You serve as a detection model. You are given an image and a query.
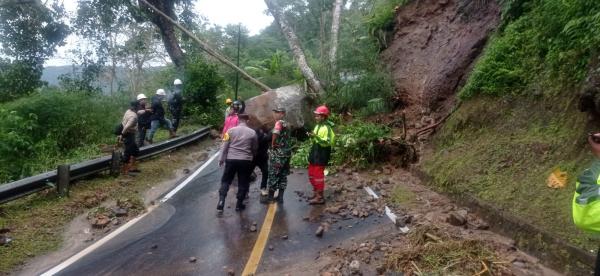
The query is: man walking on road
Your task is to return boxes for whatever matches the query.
[217,114,258,213]
[255,126,271,202]
[147,88,176,144]
[267,107,292,203]
[307,105,335,204]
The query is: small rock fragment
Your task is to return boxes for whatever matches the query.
[315,226,325,237]
[349,260,360,273]
[268,245,274,251]
[282,235,288,240]
[249,225,257,232]
[189,257,197,263]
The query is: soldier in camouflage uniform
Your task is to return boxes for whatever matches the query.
[266,107,292,203]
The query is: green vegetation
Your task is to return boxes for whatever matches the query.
[365,0,408,36]
[291,120,391,169]
[0,56,224,184]
[461,0,600,98]
[424,93,594,248]
[390,185,417,208]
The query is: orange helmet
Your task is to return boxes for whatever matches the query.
[313,105,330,117]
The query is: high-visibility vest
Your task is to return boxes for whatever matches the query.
[572,159,600,233]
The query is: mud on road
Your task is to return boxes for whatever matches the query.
[272,167,562,276]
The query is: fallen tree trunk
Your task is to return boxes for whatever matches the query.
[264,0,325,95]
[138,0,271,92]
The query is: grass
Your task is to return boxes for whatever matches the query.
[390,185,417,208]
[384,225,504,275]
[0,134,212,275]
[423,92,598,249]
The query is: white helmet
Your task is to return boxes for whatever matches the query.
[174,79,182,85]
[156,89,166,96]
[136,93,147,100]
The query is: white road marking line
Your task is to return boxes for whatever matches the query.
[41,151,220,276]
[40,206,156,276]
[160,151,220,203]
[364,186,380,199]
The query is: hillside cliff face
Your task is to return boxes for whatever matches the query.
[382,0,500,123]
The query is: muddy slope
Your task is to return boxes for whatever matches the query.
[381,0,500,121]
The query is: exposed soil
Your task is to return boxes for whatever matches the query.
[381,0,500,132]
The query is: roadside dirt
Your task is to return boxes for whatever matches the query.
[279,167,562,275]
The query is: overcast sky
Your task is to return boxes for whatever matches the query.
[45,0,272,66]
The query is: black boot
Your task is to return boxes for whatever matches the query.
[267,189,275,203]
[217,196,225,212]
[235,199,246,211]
[276,189,285,204]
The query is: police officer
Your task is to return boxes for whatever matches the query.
[217,114,258,213]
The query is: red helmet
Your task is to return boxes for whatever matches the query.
[313,105,330,116]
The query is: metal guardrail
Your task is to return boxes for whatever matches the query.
[0,127,212,204]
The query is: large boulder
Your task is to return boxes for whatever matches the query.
[244,85,314,130]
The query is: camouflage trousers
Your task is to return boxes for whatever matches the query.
[267,153,290,191]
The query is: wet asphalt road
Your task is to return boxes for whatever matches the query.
[53,155,386,276]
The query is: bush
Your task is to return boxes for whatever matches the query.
[183,57,226,110]
[290,120,391,169]
[0,91,125,182]
[460,0,600,98]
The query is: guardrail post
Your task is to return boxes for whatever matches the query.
[57,165,70,197]
[110,151,121,176]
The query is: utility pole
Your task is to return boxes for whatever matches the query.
[235,23,241,100]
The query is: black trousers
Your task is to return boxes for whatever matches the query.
[172,112,181,132]
[122,132,139,162]
[219,159,254,200]
[254,157,268,190]
[137,125,148,147]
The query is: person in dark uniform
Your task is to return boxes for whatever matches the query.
[169,79,184,133]
[147,88,176,144]
[136,93,152,147]
[254,126,271,203]
[217,114,258,213]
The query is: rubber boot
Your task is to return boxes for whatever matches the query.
[121,161,131,176]
[217,196,225,212]
[276,189,285,204]
[309,190,325,205]
[308,189,317,200]
[128,157,141,173]
[267,189,275,203]
[235,199,245,211]
[260,189,270,204]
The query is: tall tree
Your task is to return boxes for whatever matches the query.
[265,0,325,95]
[329,0,343,68]
[0,0,69,101]
[138,0,186,69]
